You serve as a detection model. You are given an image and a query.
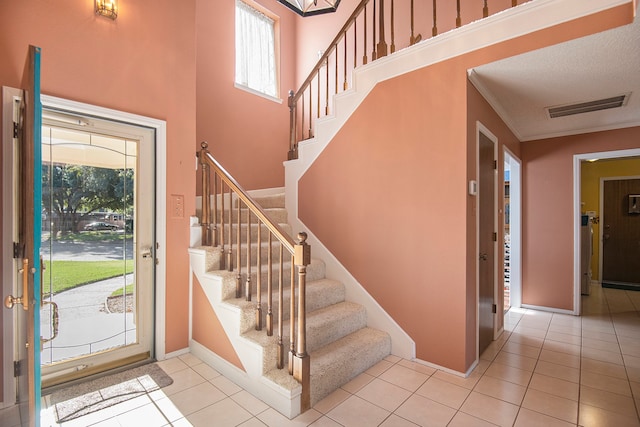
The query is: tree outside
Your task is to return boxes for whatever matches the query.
[42,164,134,237]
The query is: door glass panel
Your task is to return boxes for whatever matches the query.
[40,124,138,365]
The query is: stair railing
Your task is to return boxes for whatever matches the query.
[197,141,312,411]
[288,0,523,160]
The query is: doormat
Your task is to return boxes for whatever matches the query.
[602,282,640,291]
[47,362,173,423]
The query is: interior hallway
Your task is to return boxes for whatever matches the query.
[0,284,638,426]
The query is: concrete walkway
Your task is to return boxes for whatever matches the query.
[41,239,136,364]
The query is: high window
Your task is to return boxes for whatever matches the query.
[235,0,279,99]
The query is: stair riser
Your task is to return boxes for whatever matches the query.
[212,223,293,244]
[233,194,285,210]
[206,208,288,225]
[219,260,326,301]
[228,241,289,265]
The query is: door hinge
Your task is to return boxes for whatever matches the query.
[13,122,19,138]
[14,360,21,377]
[492,304,497,314]
[493,160,497,170]
[493,232,497,242]
[13,242,24,259]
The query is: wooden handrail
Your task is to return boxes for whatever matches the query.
[201,146,295,254]
[197,141,312,411]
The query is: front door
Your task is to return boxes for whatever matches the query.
[2,45,43,427]
[478,130,496,356]
[39,110,156,387]
[602,178,640,288]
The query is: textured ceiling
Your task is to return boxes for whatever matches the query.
[469,11,640,142]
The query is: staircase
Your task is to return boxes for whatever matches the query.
[189,191,391,418]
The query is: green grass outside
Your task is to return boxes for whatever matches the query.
[43,260,133,295]
[110,283,135,297]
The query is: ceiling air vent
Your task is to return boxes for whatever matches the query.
[547,94,629,118]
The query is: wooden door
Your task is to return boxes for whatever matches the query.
[478,132,496,356]
[602,178,640,287]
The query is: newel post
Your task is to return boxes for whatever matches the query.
[198,141,211,246]
[288,90,298,160]
[293,232,311,411]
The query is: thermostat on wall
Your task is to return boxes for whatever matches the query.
[469,180,477,196]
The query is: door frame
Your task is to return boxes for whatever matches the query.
[573,148,640,315]
[2,86,24,408]
[476,121,499,359]
[40,94,168,361]
[2,91,167,406]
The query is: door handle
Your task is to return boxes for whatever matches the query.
[4,258,29,311]
[479,253,488,261]
[141,246,153,259]
[41,301,60,344]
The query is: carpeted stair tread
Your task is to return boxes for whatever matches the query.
[309,328,391,405]
[226,278,346,333]
[242,301,366,364]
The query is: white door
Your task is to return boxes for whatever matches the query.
[38,110,156,387]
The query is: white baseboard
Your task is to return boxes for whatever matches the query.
[189,339,301,419]
[520,304,576,316]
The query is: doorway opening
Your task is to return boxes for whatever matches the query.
[39,111,156,388]
[574,148,640,314]
[503,149,521,312]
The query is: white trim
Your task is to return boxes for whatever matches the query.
[412,357,475,379]
[1,86,22,408]
[573,148,640,315]
[40,94,168,361]
[520,304,575,316]
[163,347,191,360]
[233,83,283,105]
[189,339,302,419]
[598,174,640,285]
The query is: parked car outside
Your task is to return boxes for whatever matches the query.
[84,221,119,231]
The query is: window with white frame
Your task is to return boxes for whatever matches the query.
[235,0,278,99]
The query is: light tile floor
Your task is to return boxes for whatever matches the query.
[0,285,639,426]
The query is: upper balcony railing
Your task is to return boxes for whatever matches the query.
[288,0,525,159]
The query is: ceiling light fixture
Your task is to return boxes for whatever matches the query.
[277,0,340,17]
[95,0,118,20]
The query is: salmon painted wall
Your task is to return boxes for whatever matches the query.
[195,0,297,190]
[192,275,245,370]
[466,81,521,366]
[522,128,640,310]
[298,6,634,372]
[0,0,196,372]
[581,158,640,281]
